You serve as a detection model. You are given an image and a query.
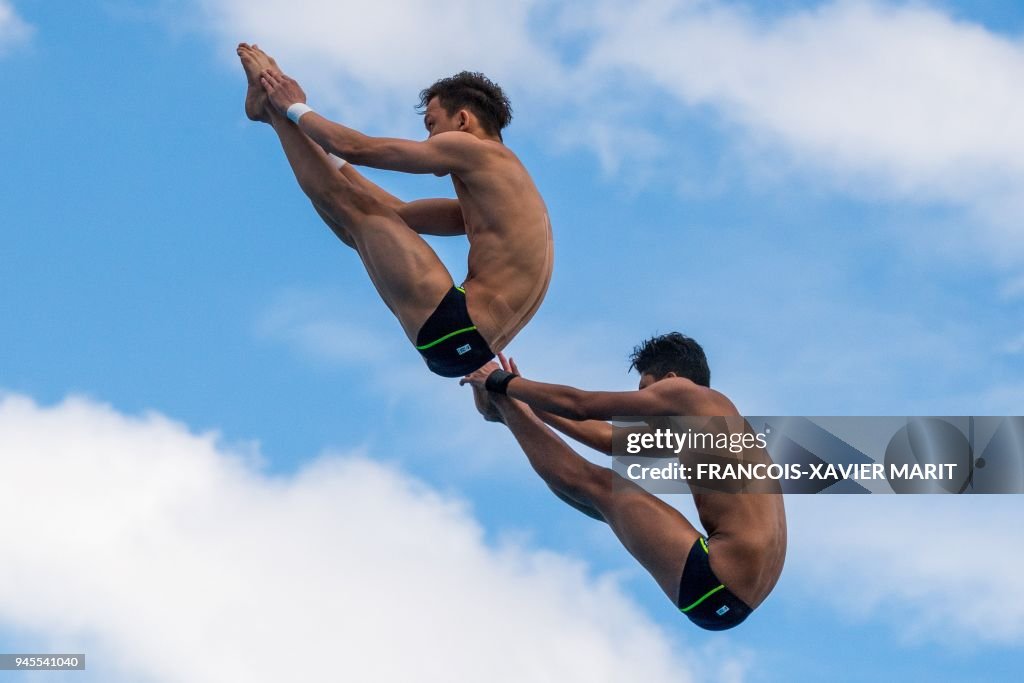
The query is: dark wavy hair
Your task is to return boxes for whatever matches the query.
[418,71,512,139]
[629,332,711,387]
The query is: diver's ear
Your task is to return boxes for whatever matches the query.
[457,109,471,130]
[663,372,679,380]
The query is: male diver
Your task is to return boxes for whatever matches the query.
[237,44,552,377]
[462,333,787,630]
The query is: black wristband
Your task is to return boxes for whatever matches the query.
[485,369,518,395]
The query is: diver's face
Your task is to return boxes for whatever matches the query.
[423,97,462,138]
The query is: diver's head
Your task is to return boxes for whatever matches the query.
[630,332,710,389]
[418,71,512,143]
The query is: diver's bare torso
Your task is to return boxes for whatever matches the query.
[672,389,788,609]
[695,491,787,609]
[449,143,552,351]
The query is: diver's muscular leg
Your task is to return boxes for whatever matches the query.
[496,397,701,603]
[264,106,452,339]
[240,43,453,339]
[312,204,356,248]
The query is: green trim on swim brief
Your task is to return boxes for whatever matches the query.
[679,536,722,613]
[416,325,478,350]
[680,583,726,613]
[455,286,466,293]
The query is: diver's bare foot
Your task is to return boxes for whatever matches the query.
[237,43,271,122]
[249,43,283,73]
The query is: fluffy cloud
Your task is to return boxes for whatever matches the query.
[786,495,1024,646]
[0,392,706,683]
[0,0,31,53]
[198,0,567,134]
[578,0,1024,259]
[584,1,1024,187]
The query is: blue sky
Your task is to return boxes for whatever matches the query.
[1,1,1022,681]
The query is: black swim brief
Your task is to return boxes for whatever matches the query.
[415,286,495,378]
[677,537,752,631]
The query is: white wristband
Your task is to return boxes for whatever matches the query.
[286,102,314,124]
[327,153,348,169]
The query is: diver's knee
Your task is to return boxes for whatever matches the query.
[560,463,613,508]
[331,226,357,248]
[322,181,385,222]
[547,485,607,523]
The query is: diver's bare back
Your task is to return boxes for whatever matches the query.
[453,139,552,351]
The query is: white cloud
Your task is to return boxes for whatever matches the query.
[661,491,1024,648]
[0,0,32,53]
[786,495,1024,646]
[585,1,1024,186]
[0,392,711,683]
[577,0,1024,259]
[199,0,567,135]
